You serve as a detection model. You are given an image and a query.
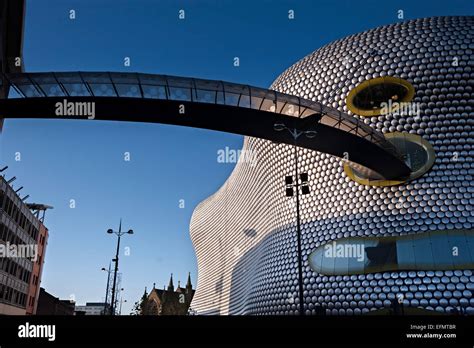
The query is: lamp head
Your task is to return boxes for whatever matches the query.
[305,130,317,138]
[127,229,134,234]
[273,123,286,132]
[107,229,113,234]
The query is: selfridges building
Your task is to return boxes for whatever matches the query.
[190,16,474,315]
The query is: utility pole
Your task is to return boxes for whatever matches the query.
[293,140,305,316]
[107,219,133,315]
[274,123,316,315]
[101,262,112,315]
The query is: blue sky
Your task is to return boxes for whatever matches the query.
[0,0,472,314]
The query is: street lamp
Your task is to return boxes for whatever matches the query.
[271,48,379,316]
[107,219,134,315]
[119,298,127,315]
[101,263,112,315]
[274,122,318,316]
[118,287,124,308]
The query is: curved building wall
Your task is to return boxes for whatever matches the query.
[190,16,474,315]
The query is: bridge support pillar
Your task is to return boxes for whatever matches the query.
[0,0,25,132]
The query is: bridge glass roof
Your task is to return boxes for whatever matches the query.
[2,71,401,158]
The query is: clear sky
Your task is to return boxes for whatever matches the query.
[0,0,472,315]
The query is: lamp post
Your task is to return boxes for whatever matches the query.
[270,48,378,316]
[101,263,112,315]
[107,219,133,315]
[274,123,317,316]
[119,298,127,315]
[116,287,124,315]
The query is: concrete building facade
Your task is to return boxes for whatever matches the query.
[0,174,49,315]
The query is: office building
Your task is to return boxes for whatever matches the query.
[0,174,50,314]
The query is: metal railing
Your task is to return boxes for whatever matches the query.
[1,71,403,160]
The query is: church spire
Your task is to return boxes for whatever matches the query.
[167,273,174,291]
[186,272,192,291]
[141,286,148,302]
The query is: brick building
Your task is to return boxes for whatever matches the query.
[36,287,75,315]
[0,174,51,315]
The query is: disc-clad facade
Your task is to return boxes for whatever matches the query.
[190,16,474,315]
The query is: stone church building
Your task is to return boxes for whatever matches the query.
[142,273,195,315]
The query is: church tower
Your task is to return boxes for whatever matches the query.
[186,272,192,294]
[167,273,174,292]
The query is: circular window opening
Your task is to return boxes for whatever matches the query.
[346,77,415,117]
[344,132,435,187]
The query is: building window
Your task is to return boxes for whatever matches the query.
[346,76,415,117]
[309,229,474,275]
[344,132,435,186]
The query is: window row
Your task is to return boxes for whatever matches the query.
[0,191,39,241]
[0,284,27,307]
[309,229,474,275]
[0,222,29,246]
[0,257,31,283]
